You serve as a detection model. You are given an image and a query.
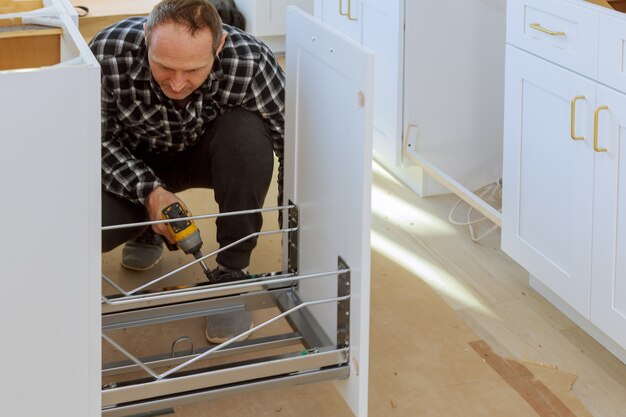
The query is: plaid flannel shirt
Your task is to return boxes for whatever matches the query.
[90,17,285,205]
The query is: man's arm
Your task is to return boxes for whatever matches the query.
[101,86,187,242]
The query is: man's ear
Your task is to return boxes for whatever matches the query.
[143,23,148,45]
[216,32,227,54]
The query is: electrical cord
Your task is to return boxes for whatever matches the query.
[448,177,502,242]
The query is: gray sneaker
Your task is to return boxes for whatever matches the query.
[205,309,253,344]
[121,229,164,271]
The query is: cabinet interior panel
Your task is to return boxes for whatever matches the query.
[291,47,351,339]
[361,1,401,166]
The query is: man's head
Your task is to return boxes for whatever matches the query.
[145,0,227,100]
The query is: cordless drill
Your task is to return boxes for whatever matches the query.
[161,202,211,279]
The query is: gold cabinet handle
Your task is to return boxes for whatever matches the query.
[593,105,609,153]
[529,23,566,36]
[570,96,585,141]
[339,0,357,21]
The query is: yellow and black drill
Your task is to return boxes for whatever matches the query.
[161,202,211,279]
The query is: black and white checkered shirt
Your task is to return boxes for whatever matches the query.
[90,17,285,205]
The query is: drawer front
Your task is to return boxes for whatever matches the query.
[599,13,626,94]
[507,0,599,78]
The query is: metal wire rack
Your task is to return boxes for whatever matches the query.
[101,204,352,417]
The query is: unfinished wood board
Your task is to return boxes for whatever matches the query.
[0,17,22,26]
[0,27,62,70]
[0,0,42,13]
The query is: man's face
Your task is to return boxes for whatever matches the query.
[146,22,225,101]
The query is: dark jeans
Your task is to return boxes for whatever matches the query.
[102,108,275,270]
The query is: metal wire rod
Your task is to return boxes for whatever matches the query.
[101,205,294,231]
[101,333,160,379]
[121,227,297,297]
[102,273,131,296]
[156,294,350,380]
[103,268,350,306]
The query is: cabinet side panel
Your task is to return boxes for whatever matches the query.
[0,66,100,417]
[285,8,373,416]
[361,0,403,167]
[401,0,505,196]
[599,14,626,94]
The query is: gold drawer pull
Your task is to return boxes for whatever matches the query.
[570,96,585,141]
[529,23,566,36]
[593,105,609,153]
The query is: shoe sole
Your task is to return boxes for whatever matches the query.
[205,321,254,345]
[120,254,163,271]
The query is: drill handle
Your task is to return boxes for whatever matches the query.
[163,239,179,252]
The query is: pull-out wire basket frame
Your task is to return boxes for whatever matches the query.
[101,203,352,416]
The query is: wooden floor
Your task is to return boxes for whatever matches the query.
[102,159,626,416]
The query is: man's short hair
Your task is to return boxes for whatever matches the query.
[146,0,224,54]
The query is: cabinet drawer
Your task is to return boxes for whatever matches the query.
[599,13,626,94]
[507,0,599,78]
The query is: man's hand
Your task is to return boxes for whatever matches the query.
[145,186,189,245]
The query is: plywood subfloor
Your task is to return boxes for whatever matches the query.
[101,160,626,416]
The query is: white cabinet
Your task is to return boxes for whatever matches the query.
[503,0,626,359]
[235,0,313,52]
[316,0,506,198]
[0,1,101,416]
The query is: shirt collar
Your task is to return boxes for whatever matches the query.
[208,55,224,84]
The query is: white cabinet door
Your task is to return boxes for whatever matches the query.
[285,7,373,416]
[591,84,626,347]
[314,0,360,41]
[502,45,596,316]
